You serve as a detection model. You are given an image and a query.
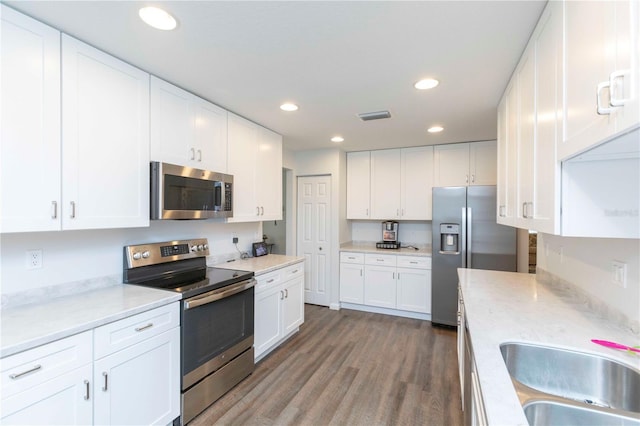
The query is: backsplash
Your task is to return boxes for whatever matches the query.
[537,233,640,332]
[350,220,432,245]
[0,220,262,299]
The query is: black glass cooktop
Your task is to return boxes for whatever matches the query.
[126,264,254,300]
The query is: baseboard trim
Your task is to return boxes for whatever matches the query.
[340,302,431,321]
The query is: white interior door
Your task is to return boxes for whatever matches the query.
[297,175,331,306]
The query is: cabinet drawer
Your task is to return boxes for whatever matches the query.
[365,253,397,267]
[397,256,431,269]
[340,252,364,264]
[94,302,179,359]
[282,263,304,282]
[255,269,283,293]
[1,330,92,399]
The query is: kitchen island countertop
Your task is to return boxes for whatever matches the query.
[213,254,304,276]
[459,269,640,426]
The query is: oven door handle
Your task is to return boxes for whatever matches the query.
[183,278,256,310]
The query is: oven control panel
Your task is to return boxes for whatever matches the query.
[124,238,210,268]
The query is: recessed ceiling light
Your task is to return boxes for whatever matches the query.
[414,78,440,90]
[428,126,444,133]
[139,6,177,31]
[280,103,299,112]
[331,136,344,143]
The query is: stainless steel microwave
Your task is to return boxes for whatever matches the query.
[151,162,233,220]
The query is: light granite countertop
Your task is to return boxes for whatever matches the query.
[1,284,180,358]
[458,269,640,426]
[213,254,304,276]
[340,242,432,257]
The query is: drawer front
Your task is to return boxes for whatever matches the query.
[282,263,304,282]
[255,269,283,294]
[365,253,397,267]
[94,302,179,359]
[397,256,431,269]
[1,330,92,399]
[340,252,364,264]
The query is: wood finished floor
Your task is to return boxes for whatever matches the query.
[190,305,463,426]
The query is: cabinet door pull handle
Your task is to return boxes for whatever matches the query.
[348,257,355,259]
[266,278,275,283]
[190,147,196,160]
[102,372,108,391]
[261,206,264,215]
[9,364,42,379]
[366,208,369,216]
[285,289,288,298]
[135,323,153,332]
[292,269,298,274]
[609,69,629,107]
[397,209,400,216]
[51,201,57,219]
[465,174,469,184]
[280,290,284,300]
[197,149,202,161]
[360,269,363,277]
[596,81,615,115]
[522,202,527,219]
[410,261,418,264]
[70,201,76,219]
[471,174,475,183]
[256,206,260,216]
[84,380,90,400]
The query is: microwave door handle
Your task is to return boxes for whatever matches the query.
[183,279,256,310]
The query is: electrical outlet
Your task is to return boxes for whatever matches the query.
[26,249,43,270]
[232,237,239,244]
[612,260,627,288]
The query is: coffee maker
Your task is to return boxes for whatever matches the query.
[377,221,400,249]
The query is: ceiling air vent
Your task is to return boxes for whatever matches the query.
[357,110,391,121]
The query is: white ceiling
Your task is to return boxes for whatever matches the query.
[5,1,546,152]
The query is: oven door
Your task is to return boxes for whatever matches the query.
[181,278,255,390]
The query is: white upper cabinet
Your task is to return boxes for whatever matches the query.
[433,141,496,187]
[496,1,562,234]
[370,149,401,219]
[560,0,639,160]
[61,35,150,230]
[346,151,371,219]
[347,147,434,220]
[401,146,434,220]
[256,126,283,221]
[227,113,282,222]
[1,6,61,233]
[1,7,150,233]
[150,76,228,172]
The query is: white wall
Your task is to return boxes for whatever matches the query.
[350,221,431,246]
[1,220,261,297]
[537,233,640,326]
[293,148,348,309]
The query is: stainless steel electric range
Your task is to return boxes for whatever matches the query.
[123,239,256,425]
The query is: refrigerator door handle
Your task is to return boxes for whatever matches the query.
[467,207,472,268]
[461,207,467,268]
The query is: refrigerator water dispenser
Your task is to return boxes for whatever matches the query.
[439,224,460,254]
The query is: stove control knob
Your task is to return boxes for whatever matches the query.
[142,251,150,259]
[190,245,197,252]
[203,244,209,250]
[132,252,142,260]
[198,244,204,251]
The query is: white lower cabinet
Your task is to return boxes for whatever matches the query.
[0,303,180,425]
[93,328,180,425]
[254,263,305,361]
[340,251,431,317]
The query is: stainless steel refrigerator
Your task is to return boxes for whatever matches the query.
[431,186,516,326]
